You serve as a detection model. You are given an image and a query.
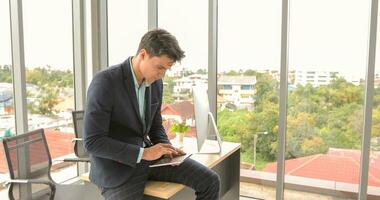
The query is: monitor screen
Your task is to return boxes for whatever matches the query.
[193,86,210,152]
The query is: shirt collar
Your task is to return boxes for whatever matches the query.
[129,57,150,88]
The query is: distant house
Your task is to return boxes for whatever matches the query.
[161,101,194,126]
[263,148,380,187]
[294,70,339,87]
[217,75,256,110]
[161,101,196,138]
[173,74,208,100]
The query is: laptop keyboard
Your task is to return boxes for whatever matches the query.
[153,153,191,166]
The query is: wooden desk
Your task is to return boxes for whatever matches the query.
[80,138,241,199]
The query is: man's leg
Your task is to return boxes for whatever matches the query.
[148,158,221,200]
[100,161,150,200]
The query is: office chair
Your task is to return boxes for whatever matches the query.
[63,110,89,163]
[2,129,101,200]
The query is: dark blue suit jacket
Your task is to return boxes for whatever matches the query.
[84,57,170,188]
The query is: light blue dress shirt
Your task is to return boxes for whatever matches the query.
[129,57,150,163]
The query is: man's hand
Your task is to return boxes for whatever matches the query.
[142,143,183,161]
[174,147,186,156]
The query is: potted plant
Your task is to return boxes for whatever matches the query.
[170,121,189,147]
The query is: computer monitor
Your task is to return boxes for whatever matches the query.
[192,86,222,153]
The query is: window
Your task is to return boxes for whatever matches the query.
[218,1,281,198]
[285,0,371,198]
[369,2,380,196]
[241,85,252,90]
[0,0,15,192]
[223,85,232,90]
[0,0,14,132]
[108,0,148,65]
[23,0,76,182]
[158,0,208,140]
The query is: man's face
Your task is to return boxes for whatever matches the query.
[140,51,174,83]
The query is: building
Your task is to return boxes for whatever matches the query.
[263,148,380,187]
[172,74,207,100]
[161,101,196,138]
[161,101,195,126]
[217,75,256,110]
[294,70,339,87]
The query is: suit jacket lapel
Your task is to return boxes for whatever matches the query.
[145,86,152,134]
[121,57,143,130]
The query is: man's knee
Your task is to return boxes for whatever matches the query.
[209,170,221,189]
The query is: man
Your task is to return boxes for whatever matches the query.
[84,29,221,200]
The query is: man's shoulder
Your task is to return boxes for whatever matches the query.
[93,64,122,80]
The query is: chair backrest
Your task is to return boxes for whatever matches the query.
[2,129,53,199]
[72,110,88,158]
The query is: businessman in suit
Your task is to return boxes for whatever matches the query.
[84,29,221,200]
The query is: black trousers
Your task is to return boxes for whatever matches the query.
[100,158,221,200]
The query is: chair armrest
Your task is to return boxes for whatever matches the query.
[63,157,90,163]
[5,179,56,199]
[71,138,83,143]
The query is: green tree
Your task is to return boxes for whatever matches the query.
[244,69,257,76]
[163,76,175,104]
[372,105,380,137]
[225,70,240,76]
[26,66,73,88]
[28,84,60,116]
[0,65,12,83]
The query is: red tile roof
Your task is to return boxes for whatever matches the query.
[263,149,380,187]
[161,101,194,120]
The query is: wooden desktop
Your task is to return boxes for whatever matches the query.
[80,137,240,199]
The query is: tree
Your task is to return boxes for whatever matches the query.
[26,66,73,88]
[163,77,175,104]
[0,65,12,83]
[225,70,240,76]
[243,69,257,76]
[372,105,380,137]
[28,84,60,116]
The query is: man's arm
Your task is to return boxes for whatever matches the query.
[84,72,140,167]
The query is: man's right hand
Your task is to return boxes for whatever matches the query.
[142,143,179,161]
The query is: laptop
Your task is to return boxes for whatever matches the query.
[149,153,192,168]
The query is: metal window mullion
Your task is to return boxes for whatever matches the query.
[208,0,217,122]
[9,0,27,135]
[91,0,108,74]
[148,0,158,30]
[276,0,290,199]
[9,0,29,198]
[72,0,86,111]
[72,0,88,175]
[359,0,378,199]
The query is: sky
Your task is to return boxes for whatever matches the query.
[0,0,379,79]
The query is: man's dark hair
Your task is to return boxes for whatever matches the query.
[137,29,185,62]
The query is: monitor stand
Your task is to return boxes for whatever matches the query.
[197,112,223,154]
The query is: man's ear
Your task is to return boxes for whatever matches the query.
[139,49,148,60]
